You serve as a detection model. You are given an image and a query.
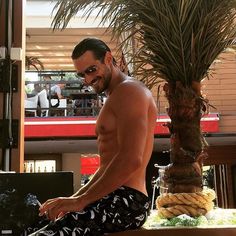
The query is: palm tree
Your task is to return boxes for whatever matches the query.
[25,56,44,71]
[52,0,236,194]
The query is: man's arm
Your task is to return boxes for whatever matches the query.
[56,91,63,99]
[71,166,105,197]
[55,86,63,99]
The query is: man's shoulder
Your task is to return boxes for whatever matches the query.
[51,85,60,90]
[108,79,152,110]
[116,78,148,93]
[122,77,143,86]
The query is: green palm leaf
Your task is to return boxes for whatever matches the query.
[25,56,44,71]
[52,0,236,88]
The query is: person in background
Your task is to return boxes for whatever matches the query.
[50,83,65,99]
[25,83,49,117]
[30,38,157,236]
[42,75,52,94]
[31,83,42,96]
[48,83,66,115]
[24,91,49,117]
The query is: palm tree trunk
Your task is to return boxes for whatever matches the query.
[163,81,208,193]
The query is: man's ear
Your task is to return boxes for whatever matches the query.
[104,51,113,65]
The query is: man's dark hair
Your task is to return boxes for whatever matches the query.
[72,38,116,64]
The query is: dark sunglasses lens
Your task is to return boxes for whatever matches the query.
[86,66,97,74]
[76,72,84,78]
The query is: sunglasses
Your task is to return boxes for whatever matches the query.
[76,65,98,79]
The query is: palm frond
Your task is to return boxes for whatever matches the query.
[52,0,107,29]
[25,56,44,71]
[52,0,236,88]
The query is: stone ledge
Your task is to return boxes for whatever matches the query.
[110,227,236,236]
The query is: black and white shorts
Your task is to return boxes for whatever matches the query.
[29,186,151,236]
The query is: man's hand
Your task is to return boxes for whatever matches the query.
[39,195,87,221]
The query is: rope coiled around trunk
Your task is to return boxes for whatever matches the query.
[156,189,216,218]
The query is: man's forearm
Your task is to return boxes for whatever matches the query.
[72,168,103,197]
[72,183,90,197]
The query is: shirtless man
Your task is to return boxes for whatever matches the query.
[32,38,157,235]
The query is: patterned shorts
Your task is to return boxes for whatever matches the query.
[29,186,150,236]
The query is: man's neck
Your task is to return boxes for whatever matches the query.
[106,69,126,96]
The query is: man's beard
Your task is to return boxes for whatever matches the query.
[95,70,112,94]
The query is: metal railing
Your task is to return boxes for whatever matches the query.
[24,80,105,117]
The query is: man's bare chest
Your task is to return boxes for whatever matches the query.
[96,104,116,136]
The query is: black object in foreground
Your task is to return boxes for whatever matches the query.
[0,189,49,235]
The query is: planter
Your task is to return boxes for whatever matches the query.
[111,209,236,236]
[111,227,236,236]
